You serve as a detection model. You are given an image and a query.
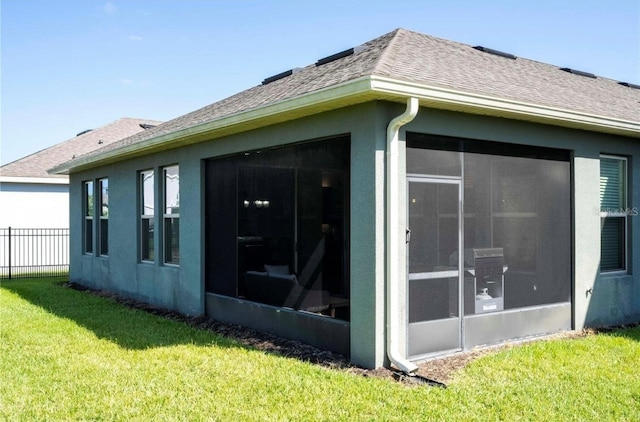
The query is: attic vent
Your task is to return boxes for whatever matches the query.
[76,129,93,136]
[618,81,640,90]
[559,68,596,78]
[139,123,157,129]
[262,69,294,85]
[316,48,354,66]
[473,46,516,60]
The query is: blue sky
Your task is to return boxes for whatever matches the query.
[1,0,639,165]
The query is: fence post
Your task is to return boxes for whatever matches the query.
[1,227,70,280]
[8,227,12,280]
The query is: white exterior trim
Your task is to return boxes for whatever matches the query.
[0,176,69,185]
[369,75,640,137]
[49,77,374,175]
[51,75,640,175]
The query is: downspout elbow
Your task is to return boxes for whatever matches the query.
[386,97,419,374]
[386,98,419,145]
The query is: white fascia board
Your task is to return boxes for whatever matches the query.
[0,176,69,185]
[370,76,640,138]
[51,74,640,174]
[51,77,374,175]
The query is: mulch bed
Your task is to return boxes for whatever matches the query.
[61,281,636,387]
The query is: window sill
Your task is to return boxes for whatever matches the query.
[599,270,631,279]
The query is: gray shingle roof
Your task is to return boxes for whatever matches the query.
[53,28,640,173]
[375,30,639,122]
[2,117,162,179]
[74,30,397,161]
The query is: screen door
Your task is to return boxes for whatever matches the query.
[407,176,462,357]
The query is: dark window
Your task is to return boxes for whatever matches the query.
[83,181,94,254]
[98,178,109,256]
[205,137,350,320]
[140,170,155,262]
[600,155,628,272]
[163,166,180,265]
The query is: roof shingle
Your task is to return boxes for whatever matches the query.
[53,29,640,173]
[1,117,162,179]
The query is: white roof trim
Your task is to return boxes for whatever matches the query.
[50,77,374,174]
[51,75,640,174]
[370,76,640,137]
[0,176,69,185]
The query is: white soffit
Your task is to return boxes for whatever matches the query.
[53,75,640,174]
[50,77,375,174]
[370,76,640,138]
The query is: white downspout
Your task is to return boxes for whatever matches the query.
[386,97,419,374]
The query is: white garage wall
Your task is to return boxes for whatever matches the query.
[0,180,69,229]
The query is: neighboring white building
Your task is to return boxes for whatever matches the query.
[0,118,162,229]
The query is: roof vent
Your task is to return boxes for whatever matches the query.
[316,48,354,66]
[139,123,157,130]
[473,46,516,60]
[76,129,93,137]
[559,68,596,78]
[262,69,294,85]
[618,81,640,90]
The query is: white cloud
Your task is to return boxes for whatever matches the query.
[120,79,133,85]
[103,2,116,15]
[129,35,143,41]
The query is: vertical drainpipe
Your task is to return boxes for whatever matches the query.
[386,97,419,374]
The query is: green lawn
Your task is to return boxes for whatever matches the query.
[1,279,639,421]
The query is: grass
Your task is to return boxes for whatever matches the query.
[1,279,639,421]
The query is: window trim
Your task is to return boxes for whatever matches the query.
[83,180,94,255]
[163,165,180,266]
[599,154,628,274]
[98,178,109,257]
[140,169,155,263]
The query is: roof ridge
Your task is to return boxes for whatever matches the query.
[369,28,406,76]
[49,28,640,175]
[1,117,160,169]
[2,117,163,177]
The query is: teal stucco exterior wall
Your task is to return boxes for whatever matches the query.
[68,100,640,369]
[403,107,640,332]
[69,102,391,368]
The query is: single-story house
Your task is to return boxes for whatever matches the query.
[51,29,640,371]
[1,117,161,229]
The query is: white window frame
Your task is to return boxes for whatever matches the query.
[599,154,628,274]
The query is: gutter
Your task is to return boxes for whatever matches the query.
[370,75,640,137]
[49,76,376,175]
[50,75,639,176]
[386,97,419,374]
